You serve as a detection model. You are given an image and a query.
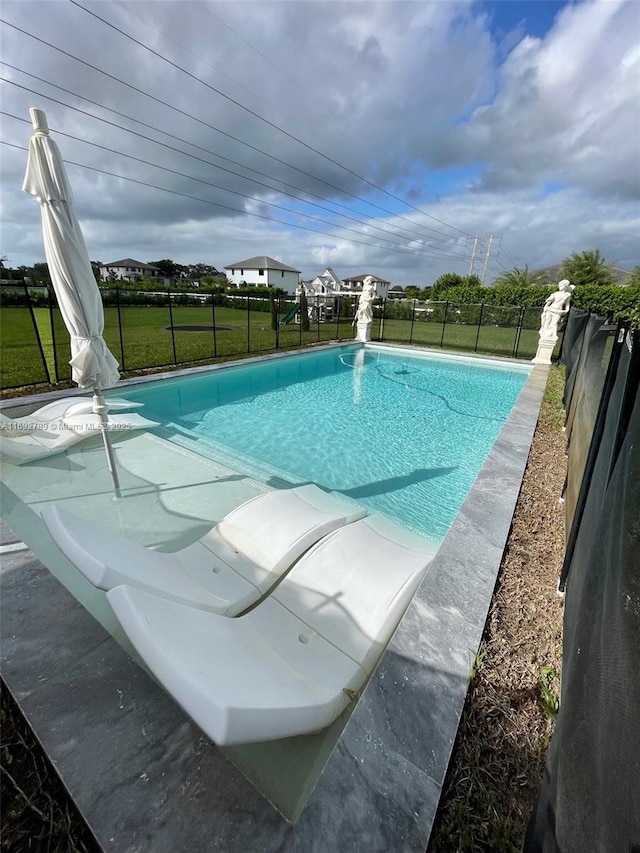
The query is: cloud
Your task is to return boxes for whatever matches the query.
[1,0,638,285]
[461,0,640,199]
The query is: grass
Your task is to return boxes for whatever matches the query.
[1,303,548,392]
[0,307,52,389]
[379,317,541,359]
[0,304,348,390]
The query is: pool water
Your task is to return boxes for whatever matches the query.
[0,342,535,822]
[120,345,531,541]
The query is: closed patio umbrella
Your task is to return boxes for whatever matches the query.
[22,107,123,497]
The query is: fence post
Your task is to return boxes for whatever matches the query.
[24,281,51,384]
[48,284,61,383]
[378,298,385,341]
[167,289,178,364]
[246,295,251,354]
[512,306,525,358]
[115,285,126,371]
[440,301,449,348]
[474,303,485,352]
[275,296,281,349]
[211,293,218,357]
[409,299,416,345]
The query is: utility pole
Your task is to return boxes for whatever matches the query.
[468,236,478,276]
[481,233,494,284]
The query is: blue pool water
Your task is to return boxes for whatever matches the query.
[119,345,531,540]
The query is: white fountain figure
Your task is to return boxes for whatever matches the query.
[354,275,376,342]
[533,279,575,364]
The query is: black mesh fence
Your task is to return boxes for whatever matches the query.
[559,308,592,410]
[2,288,554,390]
[0,286,51,389]
[560,313,616,532]
[525,326,640,853]
[377,299,548,358]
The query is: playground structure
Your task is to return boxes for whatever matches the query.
[281,296,338,325]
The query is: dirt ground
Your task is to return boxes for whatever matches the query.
[428,365,567,852]
[0,367,567,852]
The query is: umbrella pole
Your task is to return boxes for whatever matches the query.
[92,391,122,499]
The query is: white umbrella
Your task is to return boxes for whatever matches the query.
[22,107,123,497]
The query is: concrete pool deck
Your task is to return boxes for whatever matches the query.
[0,346,549,851]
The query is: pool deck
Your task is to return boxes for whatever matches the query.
[0,345,549,852]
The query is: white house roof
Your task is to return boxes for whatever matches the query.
[102,258,160,270]
[224,256,300,273]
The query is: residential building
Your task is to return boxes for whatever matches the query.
[300,267,343,298]
[224,256,300,293]
[342,273,391,298]
[100,259,166,283]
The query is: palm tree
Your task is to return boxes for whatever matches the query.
[560,249,616,288]
[492,265,541,287]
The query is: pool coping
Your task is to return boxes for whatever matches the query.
[0,345,549,851]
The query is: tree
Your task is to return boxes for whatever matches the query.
[431,272,465,298]
[628,265,640,288]
[187,263,220,280]
[560,249,616,288]
[90,260,103,283]
[492,265,543,288]
[404,286,422,300]
[148,259,183,279]
[17,262,51,285]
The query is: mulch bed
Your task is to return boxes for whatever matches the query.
[428,365,566,852]
[0,686,98,852]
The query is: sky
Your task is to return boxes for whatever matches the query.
[1,0,639,286]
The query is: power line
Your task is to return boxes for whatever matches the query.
[118,0,340,124]
[3,136,470,266]
[2,16,470,246]
[3,108,466,260]
[69,0,476,240]
[0,90,471,262]
[1,70,473,260]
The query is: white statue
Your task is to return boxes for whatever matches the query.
[539,279,575,342]
[532,278,575,364]
[355,276,376,324]
[353,275,376,342]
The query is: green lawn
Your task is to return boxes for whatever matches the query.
[379,317,541,359]
[0,307,52,389]
[1,302,545,391]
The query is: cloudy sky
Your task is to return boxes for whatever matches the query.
[1,0,638,285]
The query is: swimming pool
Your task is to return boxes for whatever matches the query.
[0,342,545,837]
[119,344,531,541]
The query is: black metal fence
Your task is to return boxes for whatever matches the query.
[525,313,640,852]
[0,287,547,390]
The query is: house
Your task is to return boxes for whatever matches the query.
[295,268,344,323]
[300,267,343,298]
[224,256,300,293]
[342,273,391,299]
[100,259,166,283]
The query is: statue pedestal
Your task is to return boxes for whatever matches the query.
[532,339,556,364]
[355,320,372,343]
